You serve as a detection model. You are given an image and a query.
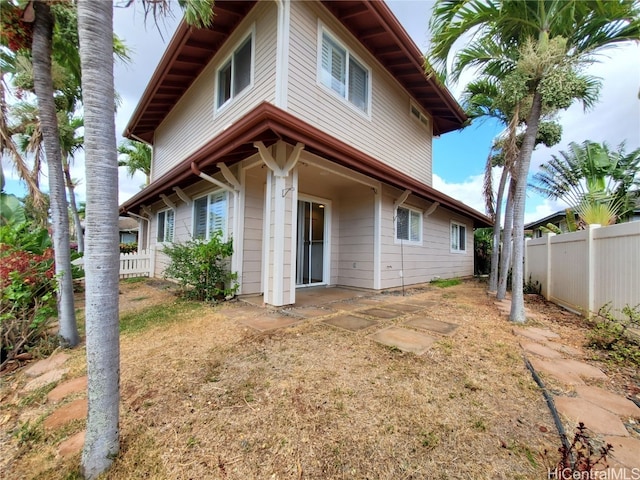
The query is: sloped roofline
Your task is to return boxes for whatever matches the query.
[124,0,466,142]
[121,102,490,228]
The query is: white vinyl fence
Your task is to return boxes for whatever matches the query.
[525,222,640,318]
[73,249,153,279]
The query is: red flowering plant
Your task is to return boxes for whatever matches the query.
[0,239,57,369]
[0,1,33,53]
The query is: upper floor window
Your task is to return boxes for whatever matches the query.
[396,206,422,244]
[319,29,370,114]
[157,208,175,243]
[217,32,253,110]
[193,190,228,240]
[451,221,467,253]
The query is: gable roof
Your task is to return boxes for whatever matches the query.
[124,0,466,143]
[121,102,490,228]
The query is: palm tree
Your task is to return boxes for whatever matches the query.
[429,0,640,322]
[77,2,213,476]
[58,112,85,252]
[531,141,640,224]
[31,0,79,346]
[118,138,151,186]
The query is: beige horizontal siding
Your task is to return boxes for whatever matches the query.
[380,185,473,289]
[152,1,277,180]
[242,166,266,295]
[286,1,433,186]
[336,186,374,289]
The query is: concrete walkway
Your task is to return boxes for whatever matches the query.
[498,298,640,474]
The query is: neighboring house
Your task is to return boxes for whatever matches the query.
[118,216,139,245]
[120,0,491,307]
[525,210,577,238]
[526,200,640,238]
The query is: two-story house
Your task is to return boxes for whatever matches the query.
[120,0,491,306]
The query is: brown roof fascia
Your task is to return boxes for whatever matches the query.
[123,21,193,141]
[121,102,490,228]
[364,1,467,128]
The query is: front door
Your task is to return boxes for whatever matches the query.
[296,199,327,286]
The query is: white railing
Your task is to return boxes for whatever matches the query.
[73,249,153,279]
[525,222,640,318]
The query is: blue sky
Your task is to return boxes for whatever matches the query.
[3,1,639,225]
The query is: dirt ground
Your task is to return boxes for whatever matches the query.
[1,278,636,479]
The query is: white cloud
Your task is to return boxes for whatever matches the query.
[432,172,487,215]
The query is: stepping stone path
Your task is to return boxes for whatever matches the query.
[507,298,640,472]
[322,315,377,332]
[368,326,436,355]
[18,354,87,459]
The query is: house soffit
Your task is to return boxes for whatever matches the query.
[125,0,466,143]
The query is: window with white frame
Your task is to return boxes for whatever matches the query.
[450,221,467,252]
[396,206,422,243]
[193,191,228,240]
[157,209,174,243]
[319,30,370,113]
[216,33,253,109]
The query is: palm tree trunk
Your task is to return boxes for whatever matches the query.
[497,177,515,300]
[31,2,79,347]
[489,166,509,292]
[78,1,120,477]
[510,91,543,323]
[63,157,84,253]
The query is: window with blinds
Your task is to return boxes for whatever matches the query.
[157,209,175,243]
[217,33,253,109]
[450,221,466,252]
[319,30,370,113]
[193,191,228,240]
[396,206,422,244]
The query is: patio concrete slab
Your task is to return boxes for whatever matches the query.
[404,300,438,308]
[520,341,563,359]
[322,315,377,332]
[294,287,366,307]
[284,306,335,318]
[48,376,87,403]
[369,327,436,355]
[382,303,424,314]
[360,308,401,320]
[404,317,459,336]
[220,305,262,318]
[238,314,303,332]
[604,436,640,469]
[554,396,629,437]
[574,385,640,418]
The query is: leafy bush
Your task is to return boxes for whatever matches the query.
[587,303,640,366]
[162,233,237,302]
[0,243,57,368]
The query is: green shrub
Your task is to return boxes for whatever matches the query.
[587,303,640,366]
[162,233,238,302]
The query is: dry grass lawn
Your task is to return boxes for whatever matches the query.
[2,278,596,479]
